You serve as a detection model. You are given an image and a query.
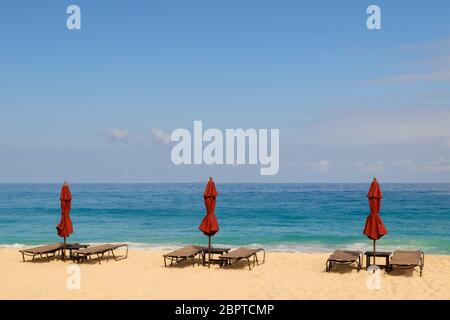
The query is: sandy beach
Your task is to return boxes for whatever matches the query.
[1,248,449,300]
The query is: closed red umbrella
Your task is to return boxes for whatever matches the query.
[363,177,387,269]
[199,177,219,267]
[56,182,73,261]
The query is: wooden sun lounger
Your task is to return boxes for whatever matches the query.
[388,250,424,277]
[163,245,204,267]
[219,247,266,270]
[326,250,363,272]
[72,243,129,264]
[19,243,63,262]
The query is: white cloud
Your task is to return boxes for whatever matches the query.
[356,161,384,173]
[305,159,330,172]
[151,128,172,144]
[106,129,129,143]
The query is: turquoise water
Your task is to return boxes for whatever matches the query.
[0,183,449,254]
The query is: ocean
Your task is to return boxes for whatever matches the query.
[0,183,449,254]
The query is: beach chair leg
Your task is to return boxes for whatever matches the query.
[21,252,25,262]
[115,246,129,260]
[420,254,424,277]
[247,258,252,270]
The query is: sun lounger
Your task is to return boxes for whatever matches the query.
[326,250,363,272]
[72,243,128,264]
[163,245,204,267]
[388,250,424,276]
[19,243,64,262]
[218,247,265,270]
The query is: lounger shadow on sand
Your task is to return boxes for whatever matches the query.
[326,250,363,272]
[388,250,424,277]
[218,247,266,270]
[72,244,129,264]
[163,245,205,267]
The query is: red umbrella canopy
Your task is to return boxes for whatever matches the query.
[363,178,387,240]
[199,177,219,236]
[56,183,73,238]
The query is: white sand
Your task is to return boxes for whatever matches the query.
[0,248,449,299]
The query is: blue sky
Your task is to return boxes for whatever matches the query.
[1,0,450,182]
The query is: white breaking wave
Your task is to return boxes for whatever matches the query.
[0,241,443,254]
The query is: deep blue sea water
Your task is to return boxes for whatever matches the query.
[0,183,449,254]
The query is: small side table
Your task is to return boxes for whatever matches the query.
[64,243,90,260]
[364,251,391,270]
[202,247,231,265]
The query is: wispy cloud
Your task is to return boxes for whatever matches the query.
[381,158,450,173]
[400,38,450,52]
[304,159,330,172]
[356,161,384,173]
[306,107,450,147]
[367,37,450,84]
[105,129,129,143]
[98,128,172,145]
[151,128,172,144]
[392,159,413,167]
[423,157,450,172]
[366,70,450,84]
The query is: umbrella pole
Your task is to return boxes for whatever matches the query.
[208,235,211,268]
[63,236,66,262]
[373,239,376,268]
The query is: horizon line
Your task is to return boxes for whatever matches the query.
[0,181,449,184]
